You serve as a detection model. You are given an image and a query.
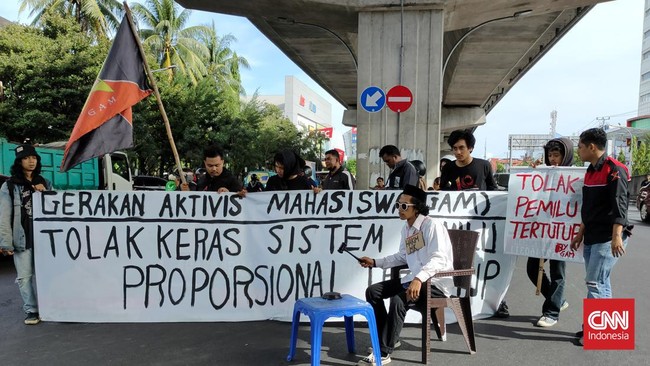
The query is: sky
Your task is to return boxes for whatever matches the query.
[0,0,644,159]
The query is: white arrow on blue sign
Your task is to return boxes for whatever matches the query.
[360,86,385,113]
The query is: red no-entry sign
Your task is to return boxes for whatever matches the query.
[386,85,413,113]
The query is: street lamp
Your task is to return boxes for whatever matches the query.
[442,9,533,75]
[275,17,358,70]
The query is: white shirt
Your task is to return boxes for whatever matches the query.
[374,215,455,297]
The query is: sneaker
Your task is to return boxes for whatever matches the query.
[358,352,391,365]
[536,316,557,327]
[560,301,569,312]
[24,312,40,325]
[494,301,510,318]
[367,341,400,354]
[439,333,447,342]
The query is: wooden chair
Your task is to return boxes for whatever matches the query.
[390,229,480,364]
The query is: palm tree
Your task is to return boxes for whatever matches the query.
[201,20,250,96]
[132,0,211,85]
[19,0,122,39]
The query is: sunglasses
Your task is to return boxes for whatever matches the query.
[395,202,416,211]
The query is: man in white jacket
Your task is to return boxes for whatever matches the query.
[357,184,453,365]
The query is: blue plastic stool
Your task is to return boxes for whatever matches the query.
[287,294,382,366]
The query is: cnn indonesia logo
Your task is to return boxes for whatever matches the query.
[584,298,635,350]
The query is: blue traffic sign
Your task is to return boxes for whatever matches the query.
[360,86,385,113]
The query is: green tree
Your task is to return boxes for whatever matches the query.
[299,129,329,163]
[632,135,650,176]
[496,161,506,173]
[131,71,239,175]
[345,158,357,177]
[254,102,304,166]
[202,21,250,98]
[0,13,107,143]
[19,0,121,39]
[617,149,627,166]
[132,0,211,85]
[573,149,583,167]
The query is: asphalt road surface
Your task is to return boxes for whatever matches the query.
[1,206,647,366]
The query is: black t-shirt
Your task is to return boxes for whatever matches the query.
[440,158,497,191]
[20,184,34,250]
[196,169,242,192]
[265,175,313,191]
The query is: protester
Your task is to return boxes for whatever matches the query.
[265,150,314,191]
[172,168,197,191]
[432,177,441,191]
[410,160,428,191]
[440,129,497,191]
[302,165,318,188]
[246,174,264,192]
[321,149,354,190]
[181,167,197,191]
[526,138,573,327]
[379,145,418,190]
[182,144,245,196]
[372,177,385,190]
[570,128,631,345]
[357,184,454,365]
[0,144,52,325]
[438,129,505,315]
[195,167,207,181]
[439,154,454,173]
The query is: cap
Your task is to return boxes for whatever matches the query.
[15,144,38,160]
[402,184,427,203]
[168,174,177,181]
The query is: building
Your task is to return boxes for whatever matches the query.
[640,0,650,115]
[342,127,357,162]
[257,75,333,134]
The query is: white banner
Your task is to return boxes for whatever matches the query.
[504,166,586,262]
[33,190,514,323]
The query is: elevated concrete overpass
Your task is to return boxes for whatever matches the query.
[177,0,609,187]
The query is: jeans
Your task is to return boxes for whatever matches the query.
[526,257,566,320]
[583,239,627,299]
[13,248,38,314]
[365,277,445,355]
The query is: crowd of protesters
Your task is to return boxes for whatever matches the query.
[0,128,634,357]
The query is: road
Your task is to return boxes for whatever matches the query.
[1,206,647,366]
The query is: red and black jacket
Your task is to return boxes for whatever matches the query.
[581,155,630,245]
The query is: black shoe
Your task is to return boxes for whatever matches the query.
[24,312,40,325]
[494,301,510,318]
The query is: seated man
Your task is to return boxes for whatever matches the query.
[357,184,454,365]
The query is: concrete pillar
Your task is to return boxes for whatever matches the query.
[356,8,444,189]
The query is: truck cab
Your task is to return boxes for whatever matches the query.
[100,152,132,190]
[1,138,133,191]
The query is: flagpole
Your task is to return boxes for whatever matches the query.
[122,2,187,185]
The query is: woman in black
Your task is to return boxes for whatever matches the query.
[265,150,314,191]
